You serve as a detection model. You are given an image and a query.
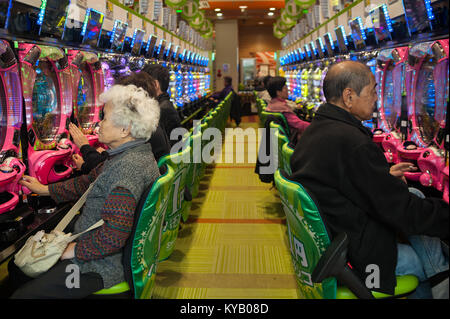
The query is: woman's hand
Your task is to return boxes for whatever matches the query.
[61,242,76,260]
[69,123,89,149]
[72,154,85,170]
[18,175,50,196]
[390,162,417,184]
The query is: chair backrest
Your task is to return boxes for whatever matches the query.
[269,122,289,171]
[274,169,337,299]
[281,142,295,176]
[157,145,192,261]
[123,164,175,299]
[262,111,291,137]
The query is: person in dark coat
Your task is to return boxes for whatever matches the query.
[289,60,448,298]
[142,64,181,146]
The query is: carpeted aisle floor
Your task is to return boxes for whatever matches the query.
[152,115,300,299]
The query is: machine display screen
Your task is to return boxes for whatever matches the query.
[382,66,402,132]
[323,33,334,57]
[157,39,166,60]
[111,20,128,52]
[349,17,366,50]
[414,60,439,145]
[309,42,318,60]
[82,9,104,48]
[76,66,95,134]
[0,76,5,149]
[145,35,157,58]
[39,0,70,39]
[131,29,145,56]
[316,38,325,59]
[402,0,433,36]
[0,0,11,29]
[304,45,311,61]
[32,63,60,143]
[165,42,172,60]
[335,26,348,54]
[370,4,393,43]
[6,1,40,37]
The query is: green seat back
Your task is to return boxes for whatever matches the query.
[281,142,295,176]
[128,164,175,298]
[157,145,192,261]
[274,169,337,299]
[261,111,290,136]
[270,122,289,171]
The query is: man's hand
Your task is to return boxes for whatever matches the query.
[69,123,89,149]
[19,175,50,195]
[61,242,76,260]
[72,154,85,170]
[390,162,417,184]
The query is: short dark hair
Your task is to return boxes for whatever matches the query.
[263,75,272,88]
[323,61,372,103]
[267,76,286,99]
[115,72,158,98]
[142,64,170,92]
[224,76,232,86]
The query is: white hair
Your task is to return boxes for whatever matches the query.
[99,84,160,140]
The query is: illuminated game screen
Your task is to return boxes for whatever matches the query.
[370,4,393,43]
[316,38,325,59]
[349,17,366,50]
[39,0,70,39]
[0,0,10,29]
[76,66,95,133]
[155,39,166,60]
[323,33,334,57]
[32,62,60,143]
[335,26,348,54]
[6,1,40,37]
[111,20,128,52]
[145,35,157,58]
[402,0,433,36]
[82,9,104,48]
[131,29,145,56]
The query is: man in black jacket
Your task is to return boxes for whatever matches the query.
[142,64,182,146]
[290,61,448,298]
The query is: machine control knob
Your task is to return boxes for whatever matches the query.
[419,171,433,187]
[422,151,430,158]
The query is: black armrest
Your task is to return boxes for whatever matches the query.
[312,232,374,299]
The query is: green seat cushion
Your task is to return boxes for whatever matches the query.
[336,275,419,299]
[94,281,130,295]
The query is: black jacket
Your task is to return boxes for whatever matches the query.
[157,92,181,146]
[79,124,170,174]
[289,103,449,294]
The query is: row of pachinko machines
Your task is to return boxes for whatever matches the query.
[283,38,449,204]
[0,39,210,241]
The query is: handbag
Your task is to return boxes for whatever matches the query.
[14,184,104,278]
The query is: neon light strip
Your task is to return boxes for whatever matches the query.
[37,0,48,26]
[81,8,91,37]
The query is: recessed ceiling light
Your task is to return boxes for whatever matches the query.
[268,12,274,16]
[269,8,276,11]
[217,12,223,17]
[258,22,264,25]
[215,8,221,12]
[239,6,248,9]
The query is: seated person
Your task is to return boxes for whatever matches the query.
[265,76,310,139]
[142,64,181,146]
[70,72,171,174]
[10,84,161,298]
[257,75,272,105]
[289,60,448,298]
[210,76,234,104]
[254,77,265,92]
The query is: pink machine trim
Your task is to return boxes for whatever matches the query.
[0,40,26,214]
[402,39,449,186]
[18,43,74,185]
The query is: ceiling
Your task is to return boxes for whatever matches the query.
[202,1,285,27]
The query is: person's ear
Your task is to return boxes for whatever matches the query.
[121,126,132,138]
[154,80,161,91]
[342,88,353,108]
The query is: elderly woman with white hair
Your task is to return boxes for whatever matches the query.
[10,84,161,298]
